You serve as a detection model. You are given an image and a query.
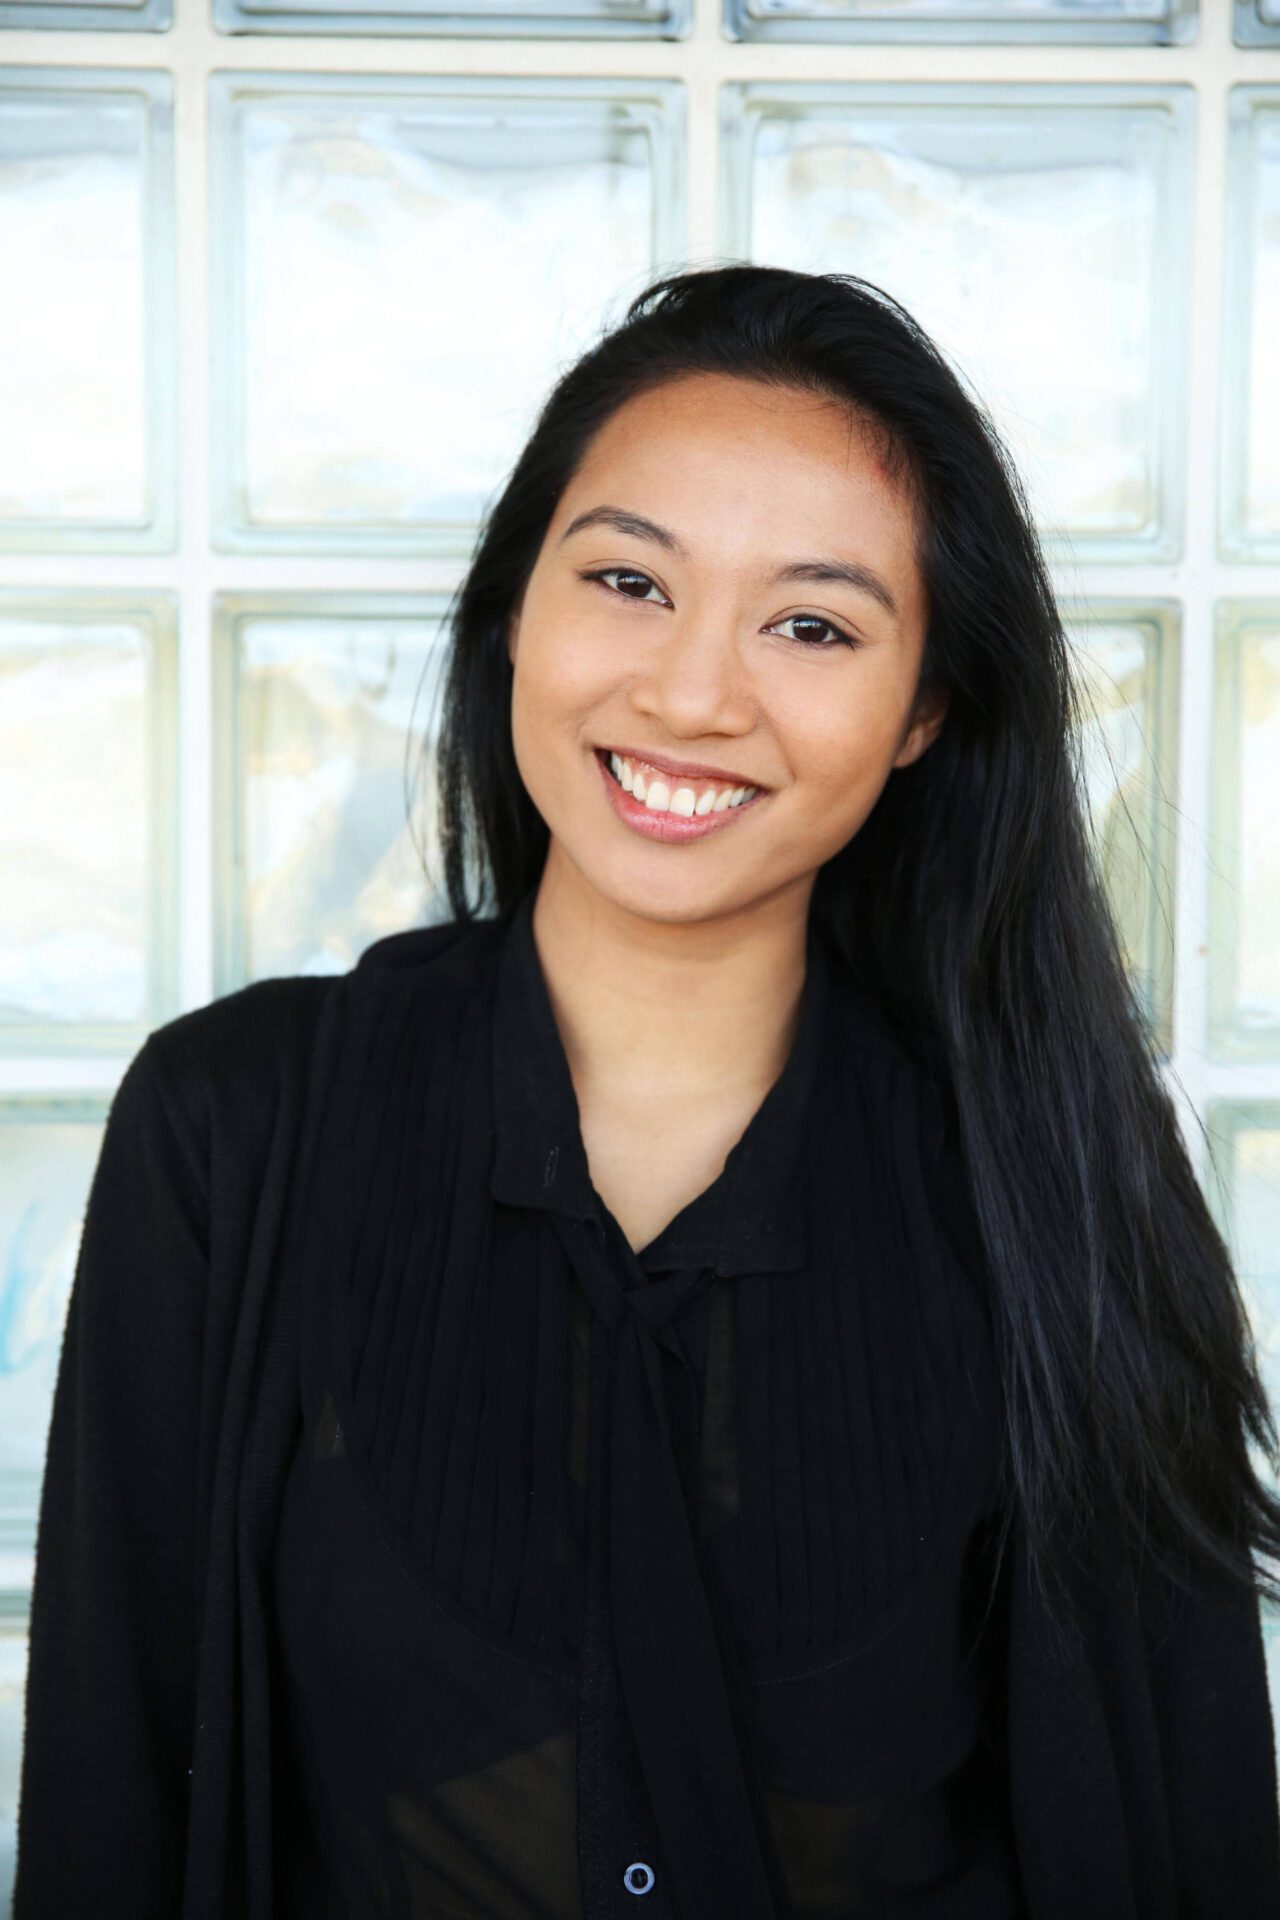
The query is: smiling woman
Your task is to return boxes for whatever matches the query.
[501,371,941,949]
[14,263,1280,1920]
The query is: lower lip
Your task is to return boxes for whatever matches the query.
[593,750,767,843]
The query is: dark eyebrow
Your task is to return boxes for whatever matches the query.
[558,503,900,622]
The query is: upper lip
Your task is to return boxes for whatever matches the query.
[599,744,766,789]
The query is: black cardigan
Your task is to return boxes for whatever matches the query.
[13,897,1280,1917]
[269,887,1022,1916]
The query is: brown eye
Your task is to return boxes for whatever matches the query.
[771,613,860,651]
[580,568,858,650]
[581,567,667,604]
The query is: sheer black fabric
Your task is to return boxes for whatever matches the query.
[17,885,1280,1918]
[269,888,1026,1919]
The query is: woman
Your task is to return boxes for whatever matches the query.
[14,264,1280,1919]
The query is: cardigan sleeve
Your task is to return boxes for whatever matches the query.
[12,1034,208,1918]
[1143,1549,1280,1917]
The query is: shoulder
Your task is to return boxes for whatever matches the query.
[347,913,506,1000]
[132,915,506,1144]
[139,972,336,1113]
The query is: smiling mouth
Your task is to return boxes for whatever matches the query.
[595,747,765,812]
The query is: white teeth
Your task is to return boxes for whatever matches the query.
[604,751,758,817]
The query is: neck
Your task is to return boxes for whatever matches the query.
[529,842,815,1109]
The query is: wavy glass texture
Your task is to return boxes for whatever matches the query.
[216,599,453,991]
[726,0,1194,43]
[212,0,685,39]
[0,0,167,14]
[0,1107,106,1554]
[0,600,177,1043]
[0,1626,26,1891]
[1211,608,1280,1061]
[0,1102,106,1865]
[0,77,173,544]
[1069,609,1178,1057]
[725,84,1191,562]
[210,78,682,552]
[1236,1,1280,43]
[1203,1099,1280,1769]
[1222,93,1280,555]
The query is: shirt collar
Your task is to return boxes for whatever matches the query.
[488,884,832,1276]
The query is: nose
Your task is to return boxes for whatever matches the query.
[627,611,756,739]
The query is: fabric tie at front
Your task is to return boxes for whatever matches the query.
[548,1207,781,1919]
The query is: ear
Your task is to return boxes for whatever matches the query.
[893,682,949,770]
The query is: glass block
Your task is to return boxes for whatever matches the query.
[213,594,456,991]
[0,1099,109,1561]
[1203,1099,1280,1775]
[209,76,685,555]
[1221,91,1280,559]
[1235,1,1280,45]
[0,1609,27,1917]
[0,73,175,550]
[725,0,1195,44]
[0,0,170,26]
[214,0,688,40]
[1211,605,1280,1062]
[1267,1603,1280,1781]
[721,82,1193,563]
[1205,1101,1280,1484]
[0,593,179,1053]
[1065,602,1179,1059]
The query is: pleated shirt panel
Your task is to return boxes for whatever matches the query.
[268,889,1025,1920]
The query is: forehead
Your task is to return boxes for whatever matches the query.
[556,372,922,590]
[578,372,899,481]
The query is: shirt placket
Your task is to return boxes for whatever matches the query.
[576,1243,679,1918]
[552,1207,782,1920]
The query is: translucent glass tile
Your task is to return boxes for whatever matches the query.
[0,1100,108,1561]
[1066,603,1179,1059]
[0,593,179,1053]
[214,0,688,40]
[1221,91,1280,559]
[725,0,1195,45]
[213,595,456,991]
[721,82,1193,563]
[0,73,175,550]
[0,1611,27,1917]
[1202,1101,1280,1773]
[1205,1101,1280,1491]
[1235,1,1280,44]
[209,76,685,555]
[0,0,170,27]
[1210,605,1280,1062]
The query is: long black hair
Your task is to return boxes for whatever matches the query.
[420,260,1280,1646]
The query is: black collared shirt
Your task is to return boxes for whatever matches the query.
[269,884,1026,1918]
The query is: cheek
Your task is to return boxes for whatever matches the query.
[790,716,873,794]
[508,634,606,808]
[518,624,616,723]
[787,714,897,835]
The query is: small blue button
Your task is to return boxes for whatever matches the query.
[623,1860,655,1896]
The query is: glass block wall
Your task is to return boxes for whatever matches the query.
[1,0,1279,1897]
